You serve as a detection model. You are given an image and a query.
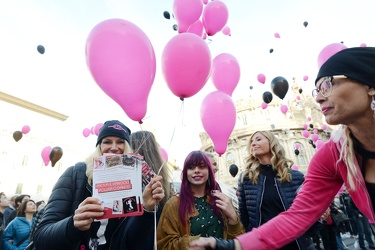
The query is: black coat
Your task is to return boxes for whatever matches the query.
[33,162,156,250]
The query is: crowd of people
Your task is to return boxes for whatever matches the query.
[0,46,375,249]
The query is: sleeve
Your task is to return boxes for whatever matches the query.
[226,212,245,239]
[2,220,17,250]
[33,166,88,249]
[157,197,199,250]
[237,141,344,250]
[237,173,250,231]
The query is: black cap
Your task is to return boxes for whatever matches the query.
[96,120,131,146]
[316,47,375,88]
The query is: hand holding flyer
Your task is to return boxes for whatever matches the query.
[93,153,152,219]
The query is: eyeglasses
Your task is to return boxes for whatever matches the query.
[312,75,347,98]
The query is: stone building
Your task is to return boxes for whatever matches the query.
[199,80,333,189]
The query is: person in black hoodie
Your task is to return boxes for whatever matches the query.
[33,120,165,249]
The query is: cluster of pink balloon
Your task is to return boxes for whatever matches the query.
[41,146,63,167]
[173,0,229,37]
[12,125,31,142]
[82,123,103,138]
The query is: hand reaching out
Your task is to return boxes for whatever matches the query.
[211,190,238,224]
[143,175,165,211]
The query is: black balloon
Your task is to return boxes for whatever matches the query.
[303,21,308,27]
[37,45,45,54]
[299,88,303,94]
[49,146,63,167]
[172,24,178,31]
[163,11,170,19]
[229,164,238,178]
[312,144,316,148]
[294,149,300,156]
[13,131,23,142]
[262,91,273,104]
[269,48,274,53]
[249,86,253,90]
[309,123,314,129]
[308,139,313,144]
[271,76,289,99]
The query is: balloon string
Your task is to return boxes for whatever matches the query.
[153,100,184,250]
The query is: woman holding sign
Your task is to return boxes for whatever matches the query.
[33,120,165,249]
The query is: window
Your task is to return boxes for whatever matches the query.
[226,152,234,164]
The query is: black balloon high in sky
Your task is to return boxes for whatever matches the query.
[172,24,178,31]
[37,45,45,54]
[271,76,289,99]
[269,48,274,53]
[299,88,303,94]
[303,21,308,27]
[262,91,273,104]
[229,164,238,178]
[163,11,170,19]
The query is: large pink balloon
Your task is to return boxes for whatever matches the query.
[173,0,203,33]
[202,1,229,36]
[317,43,347,68]
[159,147,168,162]
[86,19,156,123]
[211,53,240,96]
[302,130,310,138]
[257,74,266,84]
[22,125,30,134]
[41,146,51,166]
[200,91,236,155]
[187,19,204,37]
[162,33,211,99]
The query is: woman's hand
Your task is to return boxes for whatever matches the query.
[73,197,104,231]
[143,175,164,211]
[212,190,238,224]
[189,236,216,250]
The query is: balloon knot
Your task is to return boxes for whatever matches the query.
[180,97,184,101]
[138,120,143,124]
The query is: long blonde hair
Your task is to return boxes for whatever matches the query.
[331,125,360,191]
[241,131,294,184]
[85,142,133,184]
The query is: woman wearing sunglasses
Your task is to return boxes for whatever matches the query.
[189,47,375,250]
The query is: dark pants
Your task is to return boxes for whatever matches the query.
[320,224,338,250]
[353,215,375,248]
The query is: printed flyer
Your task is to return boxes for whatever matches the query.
[92,153,152,219]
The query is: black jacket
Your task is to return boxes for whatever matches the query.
[33,162,156,249]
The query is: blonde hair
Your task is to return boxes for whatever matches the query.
[331,125,361,191]
[85,142,133,184]
[241,131,294,184]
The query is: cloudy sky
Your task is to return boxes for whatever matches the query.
[0,0,374,166]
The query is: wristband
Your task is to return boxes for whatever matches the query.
[215,238,235,250]
[144,205,159,213]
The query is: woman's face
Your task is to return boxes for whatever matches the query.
[0,194,9,208]
[100,136,126,154]
[315,78,371,125]
[187,161,209,187]
[25,201,36,214]
[250,132,271,159]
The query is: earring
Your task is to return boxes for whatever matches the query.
[371,95,375,119]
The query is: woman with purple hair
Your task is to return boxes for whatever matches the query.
[157,150,244,250]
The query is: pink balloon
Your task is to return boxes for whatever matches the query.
[313,129,318,134]
[222,26,231,36]
[360,43,367,47]
[22,125,30,134]
[200,91,236,156]
[159,147,168,162]
[211,53,240,96]
[280,105,288,114]
[86,19,156,123]
[307,117,311,121]
[303,75,308,81]
[257,74,266,84]
[294,143,300,150]
[261,102,268,109]
[303,124,308,130]
[202,1,229,36]
[316,139,324,149]
[173,0,203,33]
[94,123,104,136]
[291,165,299,170]
[41,146,51,166]
[296,96,300,100]
[162,33,211,99]
[83,128,91,138]
[322,124,327,131]
[302,130,310,138]
[317,43,347,68]
[187,19,204,37]
[311,133,319,142]
[274,33,280,38]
